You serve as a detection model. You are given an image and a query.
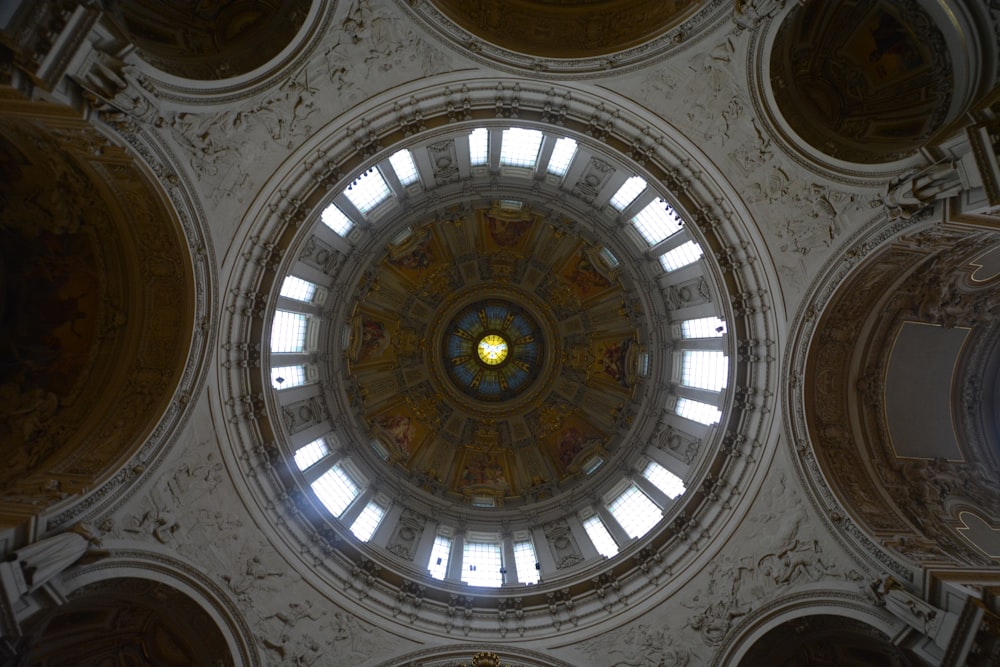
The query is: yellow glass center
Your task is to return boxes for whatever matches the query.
[477,334,509,365]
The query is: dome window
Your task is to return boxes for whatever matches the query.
[469,128,489,166]
[675,397,721,425]
[632,199,682,245]
[546,137,578,176]
[582,514,619,558]
[294,437,330,471]
[680,350,728,392]
[610,176,647,211]
[344,168,391,214]
[500,128,543,169]
[659,240,703,272]
[427,534,453,580]
[680,317,726,339]
[271,365,307,389]
[280,276,318,303]
[607,484,661,539]
[388,149,420,186]
[513,536,540,585]
[350,497,388,541]
[642,460,685,500]
[321,202,356,236]
[462,538,504,587]
[311,463,361,517]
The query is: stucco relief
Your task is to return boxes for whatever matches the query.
[627,30,879,302]
[680,470,851,647]
[165,71,318,204]
[97,429,406,664]
[320,0,451,103]
[578,622,691,667]
[150,0,452,209]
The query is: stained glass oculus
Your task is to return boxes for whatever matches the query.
[443,300,542,401]
[477,334,509,365]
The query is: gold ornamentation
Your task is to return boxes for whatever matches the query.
[538,402,571,435]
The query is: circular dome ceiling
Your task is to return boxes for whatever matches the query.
[440,298,544,401]
[103,0,311,80]
[260,122,738,597]
[348,202,646,507]
[222,81,778,637]
[769,0,954,164]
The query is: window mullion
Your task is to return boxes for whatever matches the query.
[502,537,517,586]
[633,473,670,510]
[595,505,631,547]
[340,486,375,526]
[488,128,503,172]
[534,134,558,177]
[675,385,723,406]
[378,156,408,199]
[413,522,440,566]
[447,532,466,582]
[531,525,559,574]
[368,502,402,548]
[648,227,690,257]
[303,448,345,485]
[566,515,600,560]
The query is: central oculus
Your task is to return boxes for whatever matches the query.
[477,334,509,365]
[443,300,542,401]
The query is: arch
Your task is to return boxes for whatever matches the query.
[41,551,261,666]
[787,212,1000,576]
[101,0,312,82]
[375,644,576,667]
[397,0,733,78]
[714,590,902,666]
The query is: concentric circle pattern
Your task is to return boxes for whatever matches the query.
[259,118,744,606]
[445,300,541,400]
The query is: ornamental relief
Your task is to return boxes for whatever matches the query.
[806,226,1000,568]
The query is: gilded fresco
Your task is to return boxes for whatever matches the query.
[384,226,449,287]
[593,335,639,391]
[349,312,394,365]
[539,415,605,475]
[372,405,430,460]
[455,449,512,498]
[481,207,535,253]
[558,246,616,304]
[350,204,641,504]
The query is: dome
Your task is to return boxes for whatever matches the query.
[259,119,741,602]
[9,1,1000,663]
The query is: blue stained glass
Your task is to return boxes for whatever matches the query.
[442,299,544,401]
